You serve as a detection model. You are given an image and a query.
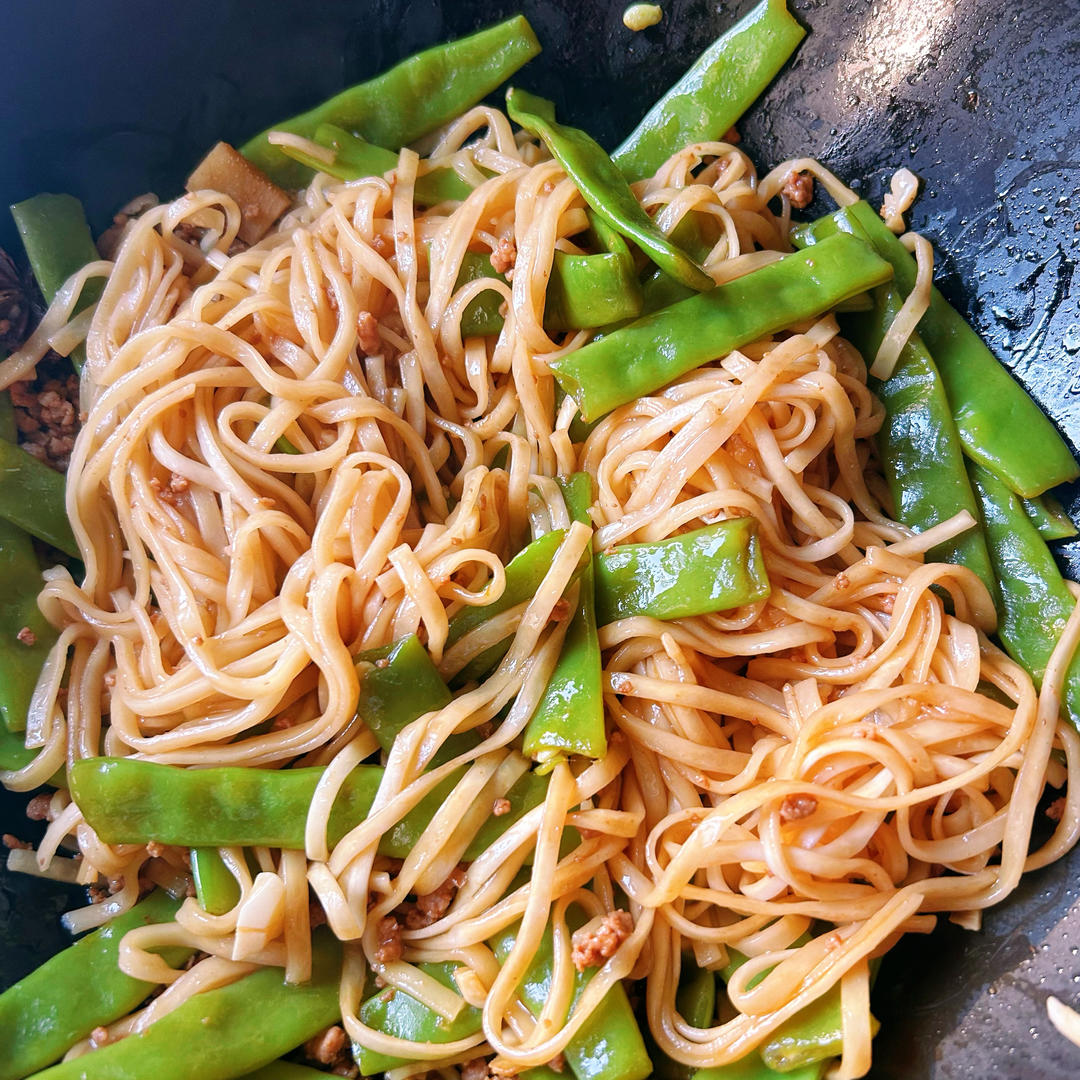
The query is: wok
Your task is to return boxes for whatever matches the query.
[2,1,1080,1076]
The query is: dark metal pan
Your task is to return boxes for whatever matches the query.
[3,2,1080,1076]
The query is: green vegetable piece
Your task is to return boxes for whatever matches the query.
[679,964,717,1029]
[275,123,474,206]
[30,931,342,1080]
[613,0,806,182]
[0,892,193,1080]
[506,87,713,292]
[240,17,542,187]
[0,435,78,557]
[456,220,642,337]
[551,232,892,421]
[491,913,653,1080]
[1022,492,1078,541]
[446,528,567,682]
[69,756,547,859]
[793,202,1079,497]
[10,193,103,372]
[354,961,483,1074]
[355,633,455,754]
[968,462,1080,723]
[524,474,606,763]
[759,990,847,1073]
[594,518,770,626]
[238,1064,330,1080]
[190,847,241,915]
[693,1057,826,1080]
[0,515,57,733]
[843,286,997,596]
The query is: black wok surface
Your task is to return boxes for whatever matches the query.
[4,2,1080,1076]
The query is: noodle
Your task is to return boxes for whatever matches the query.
[5,93,1078,1080]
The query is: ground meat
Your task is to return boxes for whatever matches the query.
[779,794,818,821]
[25,793,53,822]
[549,597,570,623]
[461,1059,490,1080]
[356,311,381,355]
[10,360,80,471]
[146,840,165,858]
[1047,797,1067,822]
[309,898,328,929]
[304,1025,348,1066]
[546,1054,566,1074]
[781,170,814,210]
[415,865,467,921]
[374,914,404,964]
[492,797,512,817]
[89,1026,112,1049]
[490,236,517,275]
[489,1059,519,1078]
[96,194,160,259]
[16,627,36,646]
[2,834,30,850]
[723,126,741,144]
[571,910,634,972]
[149,473,190,507]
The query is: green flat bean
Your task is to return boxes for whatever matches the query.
[238,1065,329,1080]
[190,847,241,915]
[551,232,892,421]
[523,474,606,764]
[70,756,547,860]
[613,0,806,182]
[843,286,996,596]
[1022,492,1078,541]
[968,462,1080,723]
[594,518,770,625]
[11,194,103,372]
[0,892,193,1080]
[353,960,483,1074]
[241,17,541,187]
[693,1057,826,1080]
[793,202,1078,497]
[506,88,713,292]
[0,436,78,557]
[491,913,653,1080]
[30,932,342,1080]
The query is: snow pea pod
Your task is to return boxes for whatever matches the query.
[445,528,567,683]
[241,16,541,187]
[693,1058,825,1080]
[0,399,55,736]
[594,518,770,626]
[276,123,474,206]
[353,960,483,1074]
[655,963,718,1080]
[239,1065,328,1080]
[456,217,642,337]
[190,847,242,915]
[968,462,1080,723]
[551,232,893,421]
[506,88,713,292]
[10,193,103,372]
[793,202,1078,497]
[1022,493,1077,541]
[70,757,547,860]
[612,0,805,182]
[843,287,996,596]
[491,914,653,1080]
[30,931,342,1080]
[0,891,193,1080]
[0,435,78,557]
[523,474,605,765]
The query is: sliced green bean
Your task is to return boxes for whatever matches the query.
[613,0,806,182]
[241,17,541,187]
[353,960,483,1074]
[1022,492,1078,541]
[11,193,103,372]
[238,1065,330,1080]
[594,518,770,625]
[843,286,996,596]
[793,202,1079,497]
[190,847,242,915]
[70,756,547,860]
[0,435,78,557]
[524,474,606,764]
[968,462,1080,723]
[693,1057,826,1080]
[551,232,892,421]
[0,891,193,1080]
[506,88,713,292]
[31,932,342,1080]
